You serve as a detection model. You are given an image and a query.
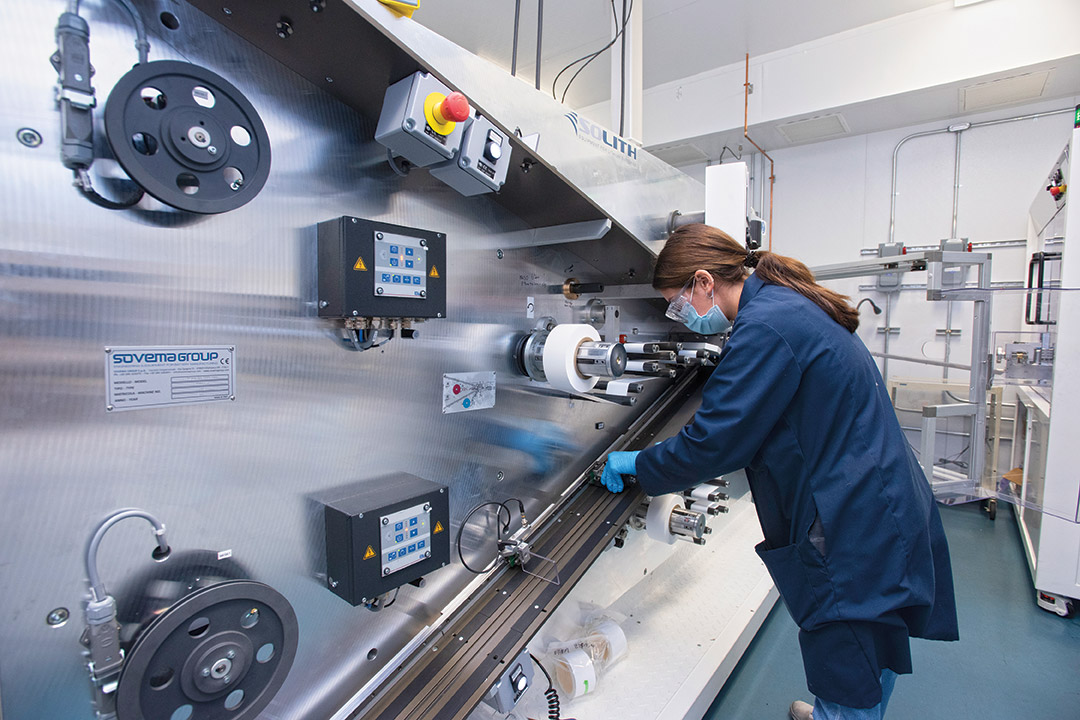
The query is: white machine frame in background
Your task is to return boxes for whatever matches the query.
[1007,118,1080,616]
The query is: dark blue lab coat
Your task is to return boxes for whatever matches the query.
[635,273,958,708]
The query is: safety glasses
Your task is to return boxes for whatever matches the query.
[665,277,697,323]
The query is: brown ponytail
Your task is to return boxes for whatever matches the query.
[653,223,859,333]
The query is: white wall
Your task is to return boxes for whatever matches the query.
[639,0,1080,149]
[683,97,1078,385]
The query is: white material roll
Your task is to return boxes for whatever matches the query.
[689,500,715,515]
[645,494,681,545]
[543,324,601,394]
[689,484,720,501]
[599,378,633,396]
[588,619,629,665]
[553,648,597,699]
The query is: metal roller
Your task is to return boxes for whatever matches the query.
[514,324,626,388]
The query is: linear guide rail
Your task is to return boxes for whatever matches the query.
[348,370,710,720]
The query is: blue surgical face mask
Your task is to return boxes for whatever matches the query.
[665,275,732,335]
[684,302,732,335]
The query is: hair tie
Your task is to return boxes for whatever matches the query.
[743,250,760,269]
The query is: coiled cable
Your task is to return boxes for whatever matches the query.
[529,653,560,720]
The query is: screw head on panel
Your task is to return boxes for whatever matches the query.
[16,128,43,148]
[328,577,338,588]
[382,517,389,525]
[496,249,504,259]
[376,232,384,240]
[46,608,69,627]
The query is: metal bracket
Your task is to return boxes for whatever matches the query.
[936,329,963,337]
[876,327,901,335]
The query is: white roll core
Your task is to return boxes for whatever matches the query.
[553,648,597,699]
[645,494,681,544]
[588,619,629,665]
[543,324,601,394]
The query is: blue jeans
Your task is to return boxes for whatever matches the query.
[812,670,898,720]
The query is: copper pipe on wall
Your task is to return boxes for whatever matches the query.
[743,53,774,250]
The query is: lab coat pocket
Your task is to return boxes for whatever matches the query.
[755,539,834,628]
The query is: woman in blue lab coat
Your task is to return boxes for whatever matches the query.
[601,224,958,720]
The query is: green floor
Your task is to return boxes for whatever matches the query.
[704,503,1080,718]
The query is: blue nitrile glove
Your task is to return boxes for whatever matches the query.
[601,451,640,493]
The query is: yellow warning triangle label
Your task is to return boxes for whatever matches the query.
[354,256,368,271]
[428,265,440,278]
[363,545,376,560]
[433,521,444,534]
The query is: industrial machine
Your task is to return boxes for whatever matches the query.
[1002,124,1080,617]
[0,1,773,719]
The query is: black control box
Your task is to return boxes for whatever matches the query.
[319,473,450,605]
[317,216,446,320]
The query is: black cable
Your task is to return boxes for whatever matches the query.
[550,0,618,102]
[618,0,627,136]
[74,169,145,210]
[718,145,742,163]
[382,587,400,609]
[456,501,512,574]
[561,0,630,105]
[529,654,560,720]
[106,0,150,64]
[560,0,632,105]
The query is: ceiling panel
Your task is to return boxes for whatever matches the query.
[416,0,949,107]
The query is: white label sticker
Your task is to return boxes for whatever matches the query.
[105,345,235,412]
[442,372,496,414]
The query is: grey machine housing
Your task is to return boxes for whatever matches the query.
[429,114,511,196]
[374,71,466,168]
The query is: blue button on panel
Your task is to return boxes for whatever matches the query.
[405,260,414,269]
[395,533,404,543]
[392,275,401,283]
[390,258,398,267]
[407,543,417,553]
[395,522,404,531]
[417,539,426,549]
[381,273,391,282]
[390,245,399,254]
[409,528,418,538]
[388,551,397,560]
[414,276,422,285]
[409,518,418,527]
[405,247,414,256]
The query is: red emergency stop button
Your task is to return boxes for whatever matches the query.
[438,92,471,123]
[424,91,471,136]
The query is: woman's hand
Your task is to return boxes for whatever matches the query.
[601,451,640,493]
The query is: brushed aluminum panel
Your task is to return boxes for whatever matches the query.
[0,1,677,718]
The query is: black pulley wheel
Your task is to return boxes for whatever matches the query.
[104,60,271,213]
[115,580,298,720]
